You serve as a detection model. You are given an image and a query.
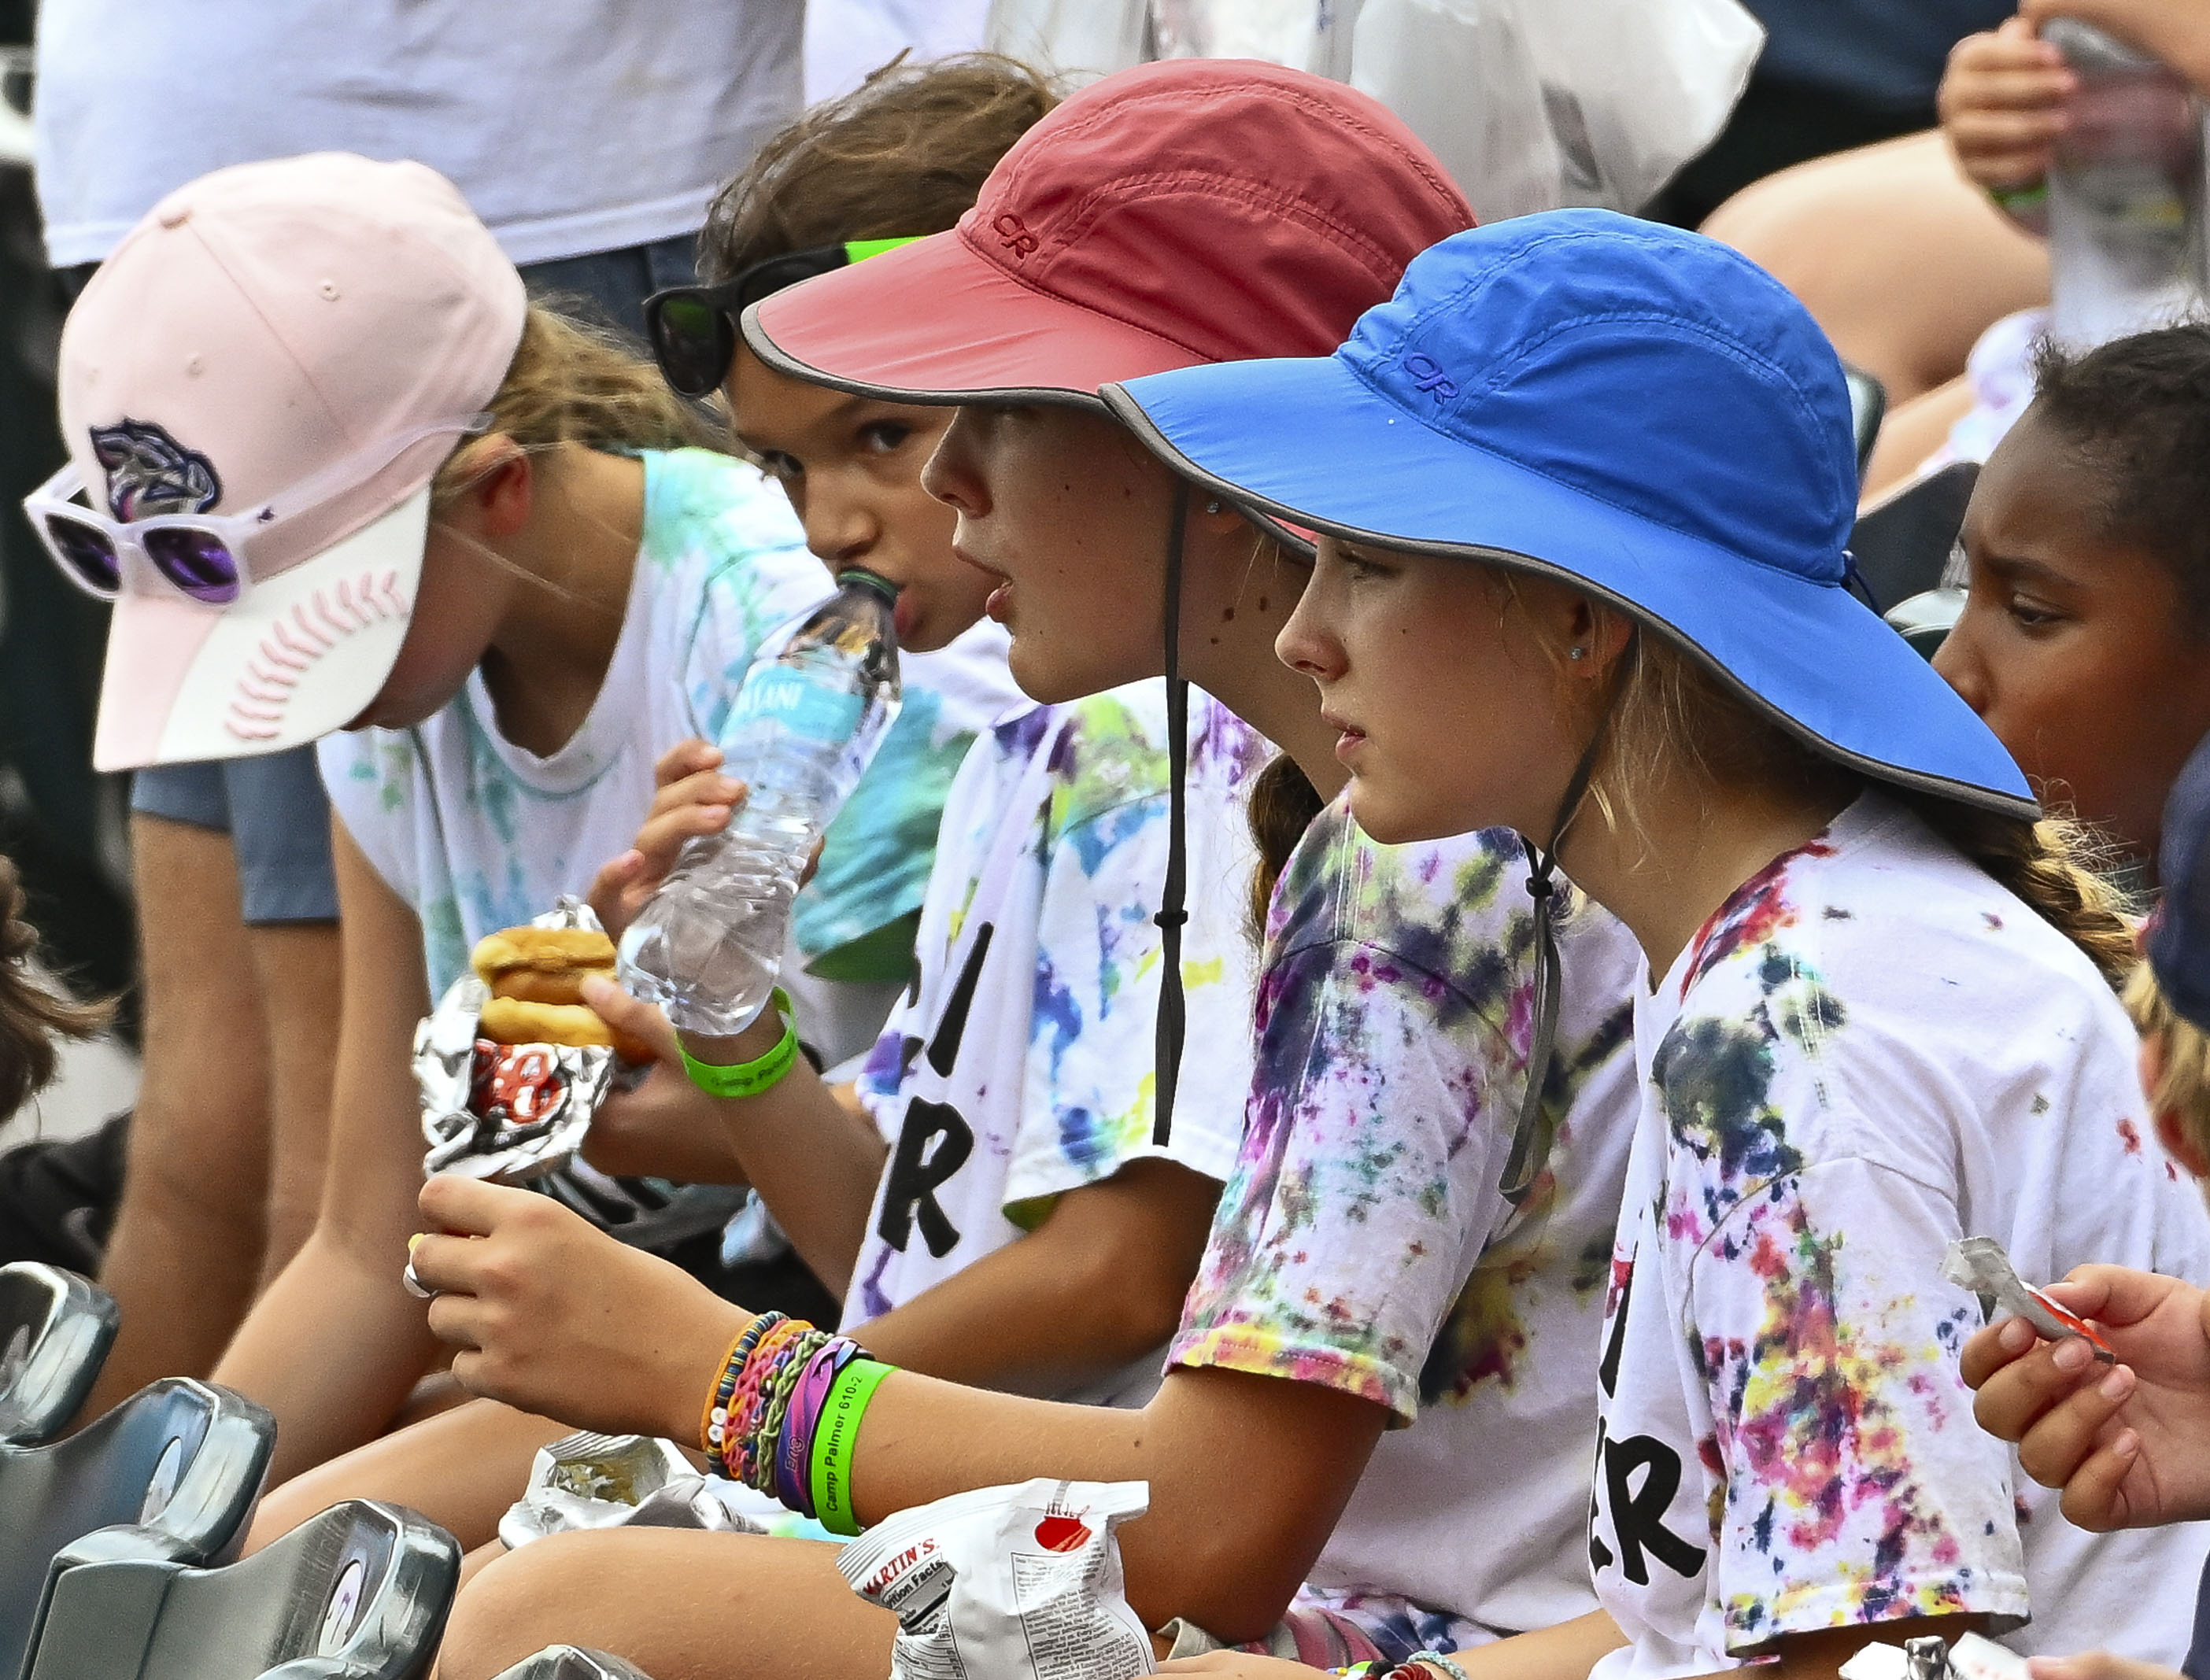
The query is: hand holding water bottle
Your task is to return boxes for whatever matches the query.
[618,570,903,1038]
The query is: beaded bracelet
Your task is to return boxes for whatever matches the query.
[695,1307,895,1530]
[1408,1656,1473,1680]
[701,1313,785,1478]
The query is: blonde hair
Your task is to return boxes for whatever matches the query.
[431,304,719,506]
[2127,962,2210,1169]
[1576,612,2139,985]
[0,856,111,1119]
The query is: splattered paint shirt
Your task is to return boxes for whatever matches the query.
[844,683,1269,1405]
[1172,796,1643,1649]
[320,449,1022,1059]
[1589,795,2210,1677]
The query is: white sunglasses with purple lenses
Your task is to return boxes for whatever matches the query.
[25,413,493,607]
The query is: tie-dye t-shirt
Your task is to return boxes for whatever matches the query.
[1590,794,2210,1678]
[844,683,1269,1406]
[320,449,1024,1056]
[1170,796,1643,1650]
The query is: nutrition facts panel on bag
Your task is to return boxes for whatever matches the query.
[1011,1550,1150,1680]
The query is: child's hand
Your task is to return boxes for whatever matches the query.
[412,1174,750,1442]
[1961,1264,2210,1530]
[588,739,748,938]
[1940,17,2076,193]
[579,1059,751,1183]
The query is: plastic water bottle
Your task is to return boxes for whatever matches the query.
[2039,19,2208,348]
[619,570,903,1036]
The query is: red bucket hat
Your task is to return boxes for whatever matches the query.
[743,57,1475,405]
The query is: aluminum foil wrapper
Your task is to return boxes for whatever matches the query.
[415,898,616,1185]
[1942,1236,2116,1363]
[497,1432,759,1551]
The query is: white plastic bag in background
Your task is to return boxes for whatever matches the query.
[841,1478,1154,1680]
[985,0,1151,83]
[985,0,1760,217]
[1348,0,1763,216]
[1151,0,1322,67]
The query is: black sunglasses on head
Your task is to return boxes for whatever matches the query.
[645,237,922,398]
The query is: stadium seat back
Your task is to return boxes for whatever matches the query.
[0,1263,119,1446]
[0,1378,272,1679]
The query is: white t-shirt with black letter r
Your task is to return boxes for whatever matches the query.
[1590,795,2210,1676]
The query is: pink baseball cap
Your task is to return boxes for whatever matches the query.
[57,152,527,771]
[743,57,1475,404]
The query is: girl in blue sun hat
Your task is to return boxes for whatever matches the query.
[1104,209,2210,1673]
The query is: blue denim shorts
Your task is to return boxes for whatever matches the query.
[130,748,337,925]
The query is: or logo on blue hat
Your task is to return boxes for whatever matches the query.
[1106,209,2034,817]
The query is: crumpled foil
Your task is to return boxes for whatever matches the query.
[1942,1235,2116,1363]
[497,1432,760,1550]
[415,897,616,1184]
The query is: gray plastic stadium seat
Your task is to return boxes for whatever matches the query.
[490,1649,654,1680]
[0,1263,119,1446]
[24,1498,458,1680]
[0,1377,273,1680]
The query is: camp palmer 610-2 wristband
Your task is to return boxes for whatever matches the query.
[679,988,800,1098]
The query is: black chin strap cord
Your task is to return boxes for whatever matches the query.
[1498,628,1640,1206]
[1152,480,1192,1147]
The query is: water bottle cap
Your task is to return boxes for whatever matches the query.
[838,568,900,604]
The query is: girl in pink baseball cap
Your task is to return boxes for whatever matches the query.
[38,150,1022,1492]
[408,58,1646,1680]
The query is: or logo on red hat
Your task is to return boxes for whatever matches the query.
[992,213,1039,261]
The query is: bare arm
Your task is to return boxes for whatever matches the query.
[581,977,889,1293]
[416,1177,1388,1641]
[83,814,273,1417]
[213,818,442,1482]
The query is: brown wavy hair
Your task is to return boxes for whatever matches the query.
[698,53,1060,282]
[0,856,112,1119]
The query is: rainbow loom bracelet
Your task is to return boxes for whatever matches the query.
[738,1324,818,1488]
[729,1319,810,1485]
[701,1312,784,1478]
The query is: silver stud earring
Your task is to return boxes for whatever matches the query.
[1204,498,1222,513]
[1568,646,1587,661]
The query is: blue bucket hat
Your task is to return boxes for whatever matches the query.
[1101,209,2035,819]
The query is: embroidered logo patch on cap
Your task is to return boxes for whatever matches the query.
[89,419,221,519]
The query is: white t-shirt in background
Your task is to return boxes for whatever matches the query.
[844,685,1269,1406]
[1590,794,2210,1678]
[35,0,802,266]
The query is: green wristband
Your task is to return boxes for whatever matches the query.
[811,1357,895,1537]
[678,988,800,1098]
